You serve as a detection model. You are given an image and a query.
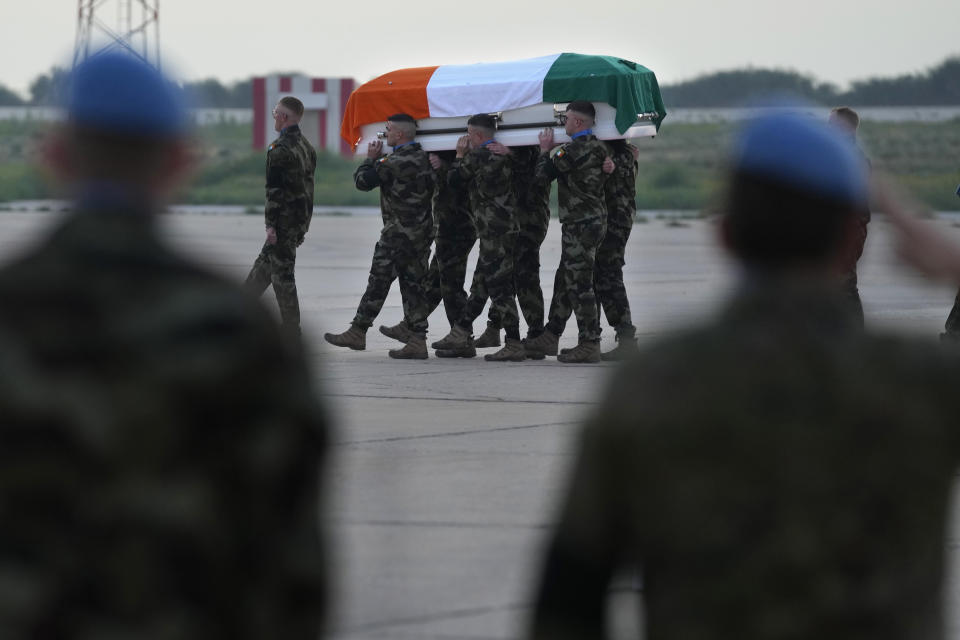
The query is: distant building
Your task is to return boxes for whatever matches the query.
[252,74,356,155]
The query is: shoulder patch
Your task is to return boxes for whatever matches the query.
[268,144,275,150]
[556,149,566,158]
[378,156,388,164]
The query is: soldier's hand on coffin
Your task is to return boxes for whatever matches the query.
[429,153,444,170]
[487,141,512,156]
[603,156,616,174]
[366,139,383,159]
[455,135,470,158]
[538,127,555,152]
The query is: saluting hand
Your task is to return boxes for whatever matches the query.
[366,139,383,159]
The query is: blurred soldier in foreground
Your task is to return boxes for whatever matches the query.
[0,52,328,638]
[244,95,317,336]
[530,110,960,640]
[525,101,613,363]
[939,182,960,341]
[324,113,435,359]
[829,106,871,326]
[431,114,526,361]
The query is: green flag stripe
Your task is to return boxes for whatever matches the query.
[542,53,667,132]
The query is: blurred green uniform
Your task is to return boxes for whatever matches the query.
[532,281,960,640]
[0,202,328,639]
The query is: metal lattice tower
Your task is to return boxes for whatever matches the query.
[74,0,161,68]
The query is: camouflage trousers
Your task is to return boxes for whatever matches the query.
[245,236,300,329]
[945,289,960,338]
[352,226,432,335]
[486,221,549,338]
[458,229,521,340]
[424,230,477,327]
[839,218,868,329]
[594,223,635,337]
[545,218,606,342]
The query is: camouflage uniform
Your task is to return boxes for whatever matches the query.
[0,202,328,639]
[351,142,435,336]
[450,143,521,340]
[486,145,552,338]
[245,124,317,331]
[593,140,637,339]
[944,290,960,341]
[531,281,960,640]
[839,148,871,327]
[538,133,609,343]
[423,150,477,327]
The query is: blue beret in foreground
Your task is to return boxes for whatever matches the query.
[68,51,186,137]
[733,110,868,206]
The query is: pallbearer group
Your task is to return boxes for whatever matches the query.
[323,101,639,364]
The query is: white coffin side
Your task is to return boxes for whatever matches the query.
[352,101,658,155]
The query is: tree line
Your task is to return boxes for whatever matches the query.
[3,56,959,108]
[661,57,960,107]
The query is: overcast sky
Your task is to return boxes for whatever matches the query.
[3,0,959,97]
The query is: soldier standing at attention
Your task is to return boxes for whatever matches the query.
[525,101,613,363]
[594,138,641,360]
[431,114,526,362]
[324,113,435,359]
[244,96,317,337]
[528,111,960,640]
[828,106,871,327]
[0,52,328,638]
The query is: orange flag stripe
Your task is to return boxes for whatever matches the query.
[340,65,439,151]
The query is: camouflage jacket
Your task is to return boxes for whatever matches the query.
[535,134,608,225]
[604,140,638,229]
[265,124,317,244]
[531,279,960,640]
[0,204,329,639]
[431,150,474,239]
[355,142,435,232]
[512,145,551,231]
[449,143,517,235]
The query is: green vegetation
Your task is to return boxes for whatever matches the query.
[662,57,960,107]
[1,120,958,211]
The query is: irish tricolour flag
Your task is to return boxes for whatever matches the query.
[340,53,666,150]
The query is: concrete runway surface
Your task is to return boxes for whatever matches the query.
[2,209,960,639]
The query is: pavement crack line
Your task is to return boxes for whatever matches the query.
[322,393,596,407]
[333,420,582,445]
[334,602,531,635]
[327,519,550,531]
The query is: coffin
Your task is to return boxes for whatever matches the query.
[340,53,667,154]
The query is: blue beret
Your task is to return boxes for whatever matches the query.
[732,110,868,206]
[67,51,186,137]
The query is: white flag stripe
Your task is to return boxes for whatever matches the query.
[425,54,562,118]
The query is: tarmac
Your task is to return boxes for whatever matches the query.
[3,209,960,639]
